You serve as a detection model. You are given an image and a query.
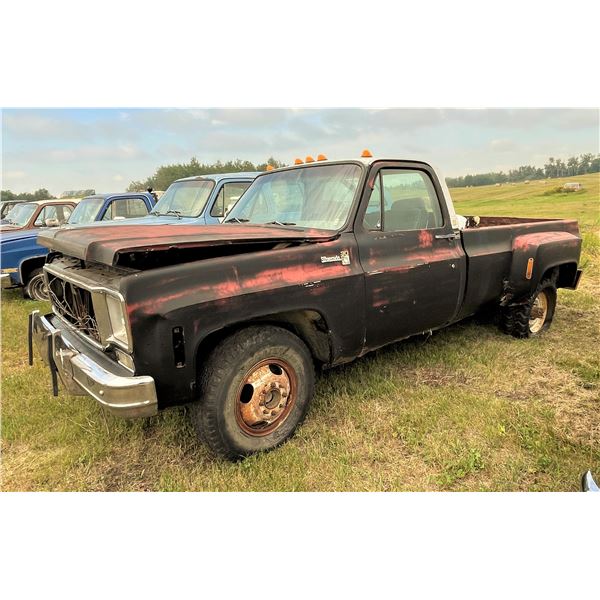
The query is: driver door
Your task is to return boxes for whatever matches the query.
[355,162,466,351]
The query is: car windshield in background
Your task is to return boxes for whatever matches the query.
[4,203,37,227]
[68,197,104,224]
[227,163,363,230]
[1,202,17,219]
[151,180,216,218]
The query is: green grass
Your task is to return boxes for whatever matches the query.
[1,174,599,491]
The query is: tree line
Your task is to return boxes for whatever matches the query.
[3,153,598,200]
[0,188,54,202]
[127,157,285,192]
[445,153,600,188]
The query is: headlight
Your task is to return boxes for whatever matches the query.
[105,294,130,347]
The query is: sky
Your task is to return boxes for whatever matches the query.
[2,108,598,195]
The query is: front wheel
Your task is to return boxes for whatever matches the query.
[500,279,557,338]
[25,269,49,301]
[191,325,315,459]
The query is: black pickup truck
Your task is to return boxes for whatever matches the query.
[29,156,583,458]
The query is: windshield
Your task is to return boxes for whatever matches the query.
[4,203,37,227]
[227,163,362,230]
[151,180,215,218]
[0,202,16,219]
[68,197,104,224]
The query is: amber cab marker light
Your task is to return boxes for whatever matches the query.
[266,165,274,171]
[294,158,304,165]
[317,154,327,161]
[305,155,315,163]
[361,149,373,158]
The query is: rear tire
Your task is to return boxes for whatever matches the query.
[191,325,315,460]
[500,279,557,338]
[25,269,49,301]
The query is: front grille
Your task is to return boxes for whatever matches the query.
[47,273,101,343]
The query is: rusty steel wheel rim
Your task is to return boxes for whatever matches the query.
[235,358,297,437]
[529,290,549,333]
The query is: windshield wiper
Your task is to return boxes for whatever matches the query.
[225,217,249,223]
[266,220,296,226]
[166,210,182,219]
[149,210,163,216]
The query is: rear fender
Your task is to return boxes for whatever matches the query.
[504,231,582,301]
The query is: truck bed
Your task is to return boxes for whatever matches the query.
[457,216,580,318]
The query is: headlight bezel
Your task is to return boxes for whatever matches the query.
[91,290,132,353]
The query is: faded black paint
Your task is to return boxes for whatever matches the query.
[42,160,583,411]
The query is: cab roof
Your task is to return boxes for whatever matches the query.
[14,198,81,206]
[258,156,434,174]
[174,172,261,183]
[81,192,153,200]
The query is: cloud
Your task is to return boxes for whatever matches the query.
[3,170,27,180]
[490,139,518,152]
[2,108,598,194]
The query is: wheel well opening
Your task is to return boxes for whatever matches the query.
[20,257,46,284]
[194,310,332,375]
[544,263,578,288]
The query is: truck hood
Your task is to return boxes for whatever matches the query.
[0,224,26,232]
[0,229,39,244]
[38,223,339,266]
[67,214,201,228]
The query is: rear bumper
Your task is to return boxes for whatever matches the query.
[29,310,158,418]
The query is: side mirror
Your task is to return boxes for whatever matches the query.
[45,218,60,227]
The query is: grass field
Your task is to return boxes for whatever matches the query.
[1,173,598,491]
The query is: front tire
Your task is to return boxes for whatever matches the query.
[191,325,315,460]
[501,279,557,338]
[25,269,49,301]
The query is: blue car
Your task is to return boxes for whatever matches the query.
[1,192,155,300]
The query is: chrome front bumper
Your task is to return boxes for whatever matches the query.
[28,310,158,418]
[1,273,14,289]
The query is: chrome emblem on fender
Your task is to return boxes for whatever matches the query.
[321,250,350,265]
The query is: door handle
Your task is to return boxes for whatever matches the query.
[435,233,457,241]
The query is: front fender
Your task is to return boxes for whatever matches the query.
[507,231,582,299]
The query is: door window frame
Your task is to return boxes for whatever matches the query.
[101,195,149,221]
[210,180,252,218]
[354,161,450,233]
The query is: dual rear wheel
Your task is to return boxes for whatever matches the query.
[501,279,557,338]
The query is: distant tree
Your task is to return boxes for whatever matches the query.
[578,153,594,174]
[1,188,54,201]
[128,157,287,191]
[126,181,146,192]
[446,153,599,187]
[1,190,17,201]
[256,157,286,171]
[567,156,579,176]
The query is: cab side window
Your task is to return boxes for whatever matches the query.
[363,169,443,231]
[102,197,150,220]
[34,204,73,226]
[211,182,252,218]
